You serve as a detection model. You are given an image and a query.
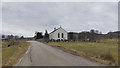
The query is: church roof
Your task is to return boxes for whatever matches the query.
[49,27,67,34]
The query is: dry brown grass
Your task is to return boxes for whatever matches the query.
[100,52,115,62]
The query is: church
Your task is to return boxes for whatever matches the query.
[49,27,68,41]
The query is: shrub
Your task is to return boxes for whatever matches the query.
[101,52,115,62]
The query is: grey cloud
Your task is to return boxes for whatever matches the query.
[2,2,118,37]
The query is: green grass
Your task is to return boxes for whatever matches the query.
[2,46,18,61]
[2,40,30,66]
[0,41,2,66]
[45,39,118,66]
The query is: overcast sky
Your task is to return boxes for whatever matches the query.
[2,2,118,37]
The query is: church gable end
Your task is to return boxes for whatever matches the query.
[49,27,68,41]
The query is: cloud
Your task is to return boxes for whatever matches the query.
[2,2,118,37]
[2,0,119,2]
[0,3,2,35]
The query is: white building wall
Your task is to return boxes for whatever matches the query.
[49,33,52,40]
[49,28,68,40]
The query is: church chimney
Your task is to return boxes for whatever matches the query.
[54,27,56,30]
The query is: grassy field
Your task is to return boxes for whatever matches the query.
[0,41,2,67]
[45,39,118,66]
[2,40,30,66]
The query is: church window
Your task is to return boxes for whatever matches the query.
[62,33,64,38]
[58,33,60,38]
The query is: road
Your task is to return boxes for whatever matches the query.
[15,41,104,66]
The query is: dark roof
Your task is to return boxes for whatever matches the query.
[108,31,120,34]
[113,31,120,33]
[68,32,78,34]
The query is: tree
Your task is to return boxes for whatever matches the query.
[35,32,43,39]
[90,29,96,42]
[95,30,99,34]
[7,35,14,40]
[90,29,95,34]
[44,30,49,41]
[14,35,19,40]
[20,36,24,39]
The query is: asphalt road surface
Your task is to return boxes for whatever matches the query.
[15,41,104,66]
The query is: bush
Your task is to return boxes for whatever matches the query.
[101,52,115,62]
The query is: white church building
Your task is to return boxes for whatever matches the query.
[49,27,68,41]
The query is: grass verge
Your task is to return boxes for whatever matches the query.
[44,39,118,66]
[2,40,30,66]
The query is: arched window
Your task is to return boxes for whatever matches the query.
[62,33,64,38]
[58,33,60,38]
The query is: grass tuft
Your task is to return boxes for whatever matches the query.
[100,52,115,62]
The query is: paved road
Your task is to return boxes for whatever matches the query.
[15,41,104,66]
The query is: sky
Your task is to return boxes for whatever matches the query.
[2,2,118,37]
[1,0,120,2]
